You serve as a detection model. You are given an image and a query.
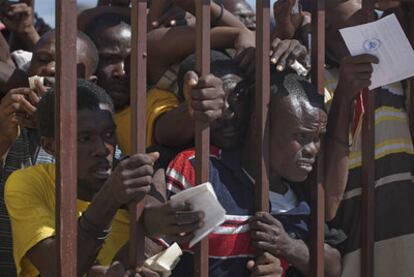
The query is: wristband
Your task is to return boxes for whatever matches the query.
[78,213,112,241]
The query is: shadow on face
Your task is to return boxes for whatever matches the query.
[92,22,132,112]
[211,73,252,150]
[269,96,327,183]
[76,108,117,196]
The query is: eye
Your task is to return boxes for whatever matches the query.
[294,133,309,145]
[104,131,115,139]
[78,134,90,143]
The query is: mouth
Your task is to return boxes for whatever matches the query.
[91,163,112,180]
[297,160,315,172]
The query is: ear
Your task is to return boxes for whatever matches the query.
[40,136,56,156]
[88,75,98,84]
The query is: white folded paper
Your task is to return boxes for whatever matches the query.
[28,75,44,90]
[144,243,183,277]
[170,182,226,247]
[340,14,414,90]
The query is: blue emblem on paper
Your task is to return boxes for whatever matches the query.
[363,38,381,52]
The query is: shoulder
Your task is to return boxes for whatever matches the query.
[5,164,55,200]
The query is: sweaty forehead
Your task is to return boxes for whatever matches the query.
[93,24,131,50]
[33,32,56,55]
[272,96,326,129]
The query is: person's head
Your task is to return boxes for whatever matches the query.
[325,0,367,63]
[269,70,327,183]
[84,13,131,112]
[28,30,99,81]
[216,0,256,30]
[37,80,116,197]
[178,51,251,150]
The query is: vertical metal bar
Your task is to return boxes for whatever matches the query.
[55,0,77,276]
[194,1,210,276]
[360,1,375,277]
[408,3,414,144]
[129,0,147,269]
[310,0,325,276]
[254,0,270,213]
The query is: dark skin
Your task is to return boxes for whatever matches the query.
[242,96,341,277]
[29,107,159,277]
[0,0,40,49]
[27,106,203,276]
[0,29,98,165]
[91,23,131,112]
[220,0,257,30]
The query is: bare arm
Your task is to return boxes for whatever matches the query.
[324,54,378,220]
[172,0,247,29]
[147,25,254,84]
[26,153,159,276]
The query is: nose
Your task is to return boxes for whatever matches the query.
[303,140,320,159]
[112,61,126,79]
[42,61,56,77]
[93,137,111,158]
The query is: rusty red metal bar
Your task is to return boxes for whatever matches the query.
[194,1,211,276]
[309,1,325,276]
[408,3,414,144]
[55,0,77,276]
[360,1,375,277]
[129,0,148,269]
[254,0,270,213]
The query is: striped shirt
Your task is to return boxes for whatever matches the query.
[0,128,54,276]
[325,70,414,277]
[166,147,316,277]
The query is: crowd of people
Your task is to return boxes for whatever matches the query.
[0,0,413,276]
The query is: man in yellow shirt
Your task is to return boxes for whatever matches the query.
[5,80,204,277]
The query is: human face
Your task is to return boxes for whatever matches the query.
[94,24,131,111]
[28,31,95,81]
[270,97,327,182]
[77,108,117,196]
[211,73,250,150]
[224,1,256,30]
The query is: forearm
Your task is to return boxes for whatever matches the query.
[283,240,341,277]
[174,1,246,29]
[154,103,195,147]
[148,25,246,83]
[77,183,121,275]
[17,26,40,49]
[324,91,353,221]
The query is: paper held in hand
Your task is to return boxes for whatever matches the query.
[144,243,183,277]
[170,182,226,248]
[340,14,414,90]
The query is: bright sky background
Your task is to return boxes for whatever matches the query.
[35,0,265,27]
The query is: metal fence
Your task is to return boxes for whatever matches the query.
[51,0,414,276]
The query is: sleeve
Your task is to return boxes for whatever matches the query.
[324,224,347,247]
[165,150,197,198]
[4,169,55,274]
[146,89,179,147]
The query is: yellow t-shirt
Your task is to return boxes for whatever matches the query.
[5,164,130,277]
[114,89,179,155]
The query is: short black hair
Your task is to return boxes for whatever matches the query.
[84,13,131,46]
[37,79,114,138]
[177,50,244,101]
[269,69,324,111]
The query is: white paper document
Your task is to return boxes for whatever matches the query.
[340,14,414,90]
[170,182,226,248]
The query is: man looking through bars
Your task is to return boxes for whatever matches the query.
[4,80,206,277]
[165,53,343,277]
[0,30,100,276]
